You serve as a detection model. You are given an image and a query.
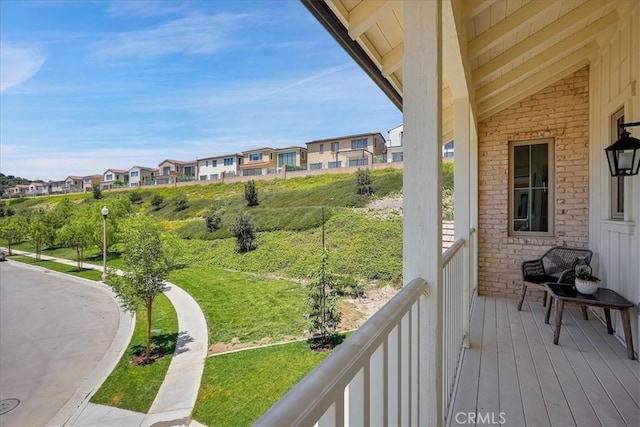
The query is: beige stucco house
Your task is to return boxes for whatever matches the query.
[156,159,196,185]
[239,147,278,176]
[259,1,640,426]
[306,132,386,170]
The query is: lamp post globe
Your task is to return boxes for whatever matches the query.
[101,206,109,282]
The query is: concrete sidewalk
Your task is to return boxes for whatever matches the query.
[7,250,209,426]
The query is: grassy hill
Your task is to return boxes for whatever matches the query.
[3,165,454,286]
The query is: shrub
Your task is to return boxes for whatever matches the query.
[173,192,188,211]
[129,192,143,204]
[204,210,222,232]
[356,168,373,196]
[93,186,102,199]
[231,212,257,253]
[245,180,259,207]
[306,248,342,348]
[151,195,164,210]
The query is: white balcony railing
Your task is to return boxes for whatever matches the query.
[256,229,477,426]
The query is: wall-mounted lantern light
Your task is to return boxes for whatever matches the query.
[605,121,640,177]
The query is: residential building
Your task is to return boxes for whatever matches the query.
[258,2,640,426]
[4,184,29,197]
[387,124,404,162]
[101,169,129,190]
[197,154,243,181]
[239,148,277,176]
[306,132,386,170]
[49,180,66,194]
[27,181,48,196]
[64,176,83,193]
[442,140,454,158]
[275,146,308,171]
[82,174,103,192]
[156,159,196,185]
[128,166,156,187]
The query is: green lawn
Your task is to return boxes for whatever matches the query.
[192,341,331,427]
[169,267,308,344]
[10,255,103,281]
[90,293,178,413]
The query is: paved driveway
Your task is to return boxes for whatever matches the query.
[0,262,120,426]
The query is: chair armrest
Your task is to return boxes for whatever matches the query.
[522,259,545,278]
[556,268,575,285]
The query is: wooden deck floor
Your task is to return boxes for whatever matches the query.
[449,296,640,427]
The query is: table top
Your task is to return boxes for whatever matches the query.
[545,283,634,308]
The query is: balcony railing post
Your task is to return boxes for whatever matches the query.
[463,239,470,348]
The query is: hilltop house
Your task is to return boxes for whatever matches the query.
[387,124,404,162]
[128,166,156,187]
[49,180,66,194]
[306,132,386,170]
[64,176,83,193]
[259,1,640,426]
[82,174,103,192]
[101,169,129,190]
[28,182,48,196]
[156,159,197,185]
[275,146,308,171]
[4,184,30,197]
[197,154,243,181]
[239,148,278,176]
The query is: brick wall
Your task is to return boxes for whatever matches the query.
[477,66,590,300]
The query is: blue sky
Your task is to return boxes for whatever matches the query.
[0,0,401,181]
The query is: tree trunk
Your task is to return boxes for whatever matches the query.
[146,296,153,363]
[7,240,12,256]
[76,247,81,271]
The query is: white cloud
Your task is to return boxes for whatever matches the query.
[95,13,255,60]
[0,41,47,92]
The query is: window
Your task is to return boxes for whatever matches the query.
[443,141,455,158]
[328,161,342,168]
[319,144,324,153]
[249,153,263,161]
[611,109,625,219]
[212,160,217,167]
[176,166,181,173]
[278,152,296,167]
[199,175,207,180]
[301,151,305,160]
[106,174,113,181]
[210,174,218,180]
[184,166,194,176]
[243,168,262,176]
[269,152,273,161]
[205,160,209,167]
[310,163,322,170]
[130,171,139,177]
[351,138,367,150]
[331,142,339,152]
[349,158,368,167]
[509,139,554,236]
[162,166,170,175]
[392,152,404,162]
[224,158,233,166]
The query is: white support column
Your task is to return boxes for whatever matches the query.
[470,114,479,297]
[454,98,471,347]
[403,1,443,425]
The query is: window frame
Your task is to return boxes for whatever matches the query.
[610,108,625,220]
[508,138,555,237]
[331,142,339,152]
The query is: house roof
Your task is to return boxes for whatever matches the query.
[159,159,196,166]
[242,147,273,154]
[84,174,103,179]
[305,0,626,131]
[128,166,155,172]
[274,146,307,152]
[196,153,243,162]
[104,169,128,174]
[306,132,385,145]
[65,175,83,180]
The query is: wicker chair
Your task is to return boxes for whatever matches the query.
[518,246,593,311]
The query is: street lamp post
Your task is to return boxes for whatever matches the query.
[101,205,109,282]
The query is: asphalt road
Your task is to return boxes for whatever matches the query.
[0,261,120,427]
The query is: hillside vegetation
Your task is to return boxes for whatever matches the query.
[3,166,454,286]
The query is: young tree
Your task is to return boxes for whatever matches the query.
[93,186,102,199]
[230,212,257,253]
[204,209,222,232]
[29,216,56,260]
[129,192,143,204]
[0,215,28,255]
[356,168,374,196]
[173,192,188,211]
[58,209,93,271]
[307,248,342,346]
[110,215,168,364]
[244,180,259,206]
[151,194,164,210]
[0,200,6,218]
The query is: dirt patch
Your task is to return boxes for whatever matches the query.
[131,348,166,366]
[208,335,301,355]
[344,285,399,319]
[355,194,403,219]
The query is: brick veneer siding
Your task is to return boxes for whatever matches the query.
[477,66,590,300]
